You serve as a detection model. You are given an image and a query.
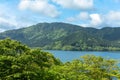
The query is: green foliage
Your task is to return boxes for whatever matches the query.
[0,38,120,80]
[0,22,120,51]
[0,38,61,80]
[0,38,30,56]
[50,55,120,80]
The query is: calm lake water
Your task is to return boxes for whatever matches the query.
[45,50,120,62]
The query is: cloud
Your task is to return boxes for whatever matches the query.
[105,11,120,26]
[75,11,120,28]
[88,11,120,27]
[0,2,56,32]
[66,12,103,28]
[0,4,19,32]
[78,12,90,20]
[106,11,120,21]
[90,14,102,27]
[0,16,19,32]
[66,12,89,22]
[0,29,4,32]
[19,0,60,18]
[53,0,94,10]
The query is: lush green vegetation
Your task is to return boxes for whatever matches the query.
[0,22,120,51]
[0,38,120,80]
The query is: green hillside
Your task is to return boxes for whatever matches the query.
[0,22,120,51]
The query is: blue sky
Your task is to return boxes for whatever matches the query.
[0,0,120,32]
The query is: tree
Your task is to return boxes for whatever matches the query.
[0,38,61,80]
[50,55,120,80]
[0,38,120,80]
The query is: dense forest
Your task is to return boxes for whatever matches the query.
[0,22,120,51]
[0,38,120,80]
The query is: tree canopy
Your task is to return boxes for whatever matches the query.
[0,38,120,80]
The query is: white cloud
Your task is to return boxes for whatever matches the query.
[78,12,90,20]
[0,29,4,32]
[67,12,89,22]
[0,16,19,32]
[105,11,120,27]
[0,4,19,32]
[87,11,120,27]
[19,0,29,10]
[66,13,103,28]
[90,14,102,27]
[53,0,93,10]
[0,2,55,32]
[78,11,120,28]
[0,17,17,26]
[19,0,59,18]
[106,11,120,21]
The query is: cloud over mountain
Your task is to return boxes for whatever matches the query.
[0,0,120,32]
[19,0,60,18]
[90,14,102,27]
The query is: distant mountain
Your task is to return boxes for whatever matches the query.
[0,22,120,51]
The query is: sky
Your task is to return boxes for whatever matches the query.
[0,0,120,32]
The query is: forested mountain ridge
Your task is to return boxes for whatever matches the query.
[0,22,120,51]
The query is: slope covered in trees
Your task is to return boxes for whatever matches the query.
[0,22,120,51]
[0,38,120,80]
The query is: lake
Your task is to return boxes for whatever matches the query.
[45,50,120,62]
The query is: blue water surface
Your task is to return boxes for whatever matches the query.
[45,50,120,62]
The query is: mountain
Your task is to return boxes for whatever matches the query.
[0,22,120,51]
